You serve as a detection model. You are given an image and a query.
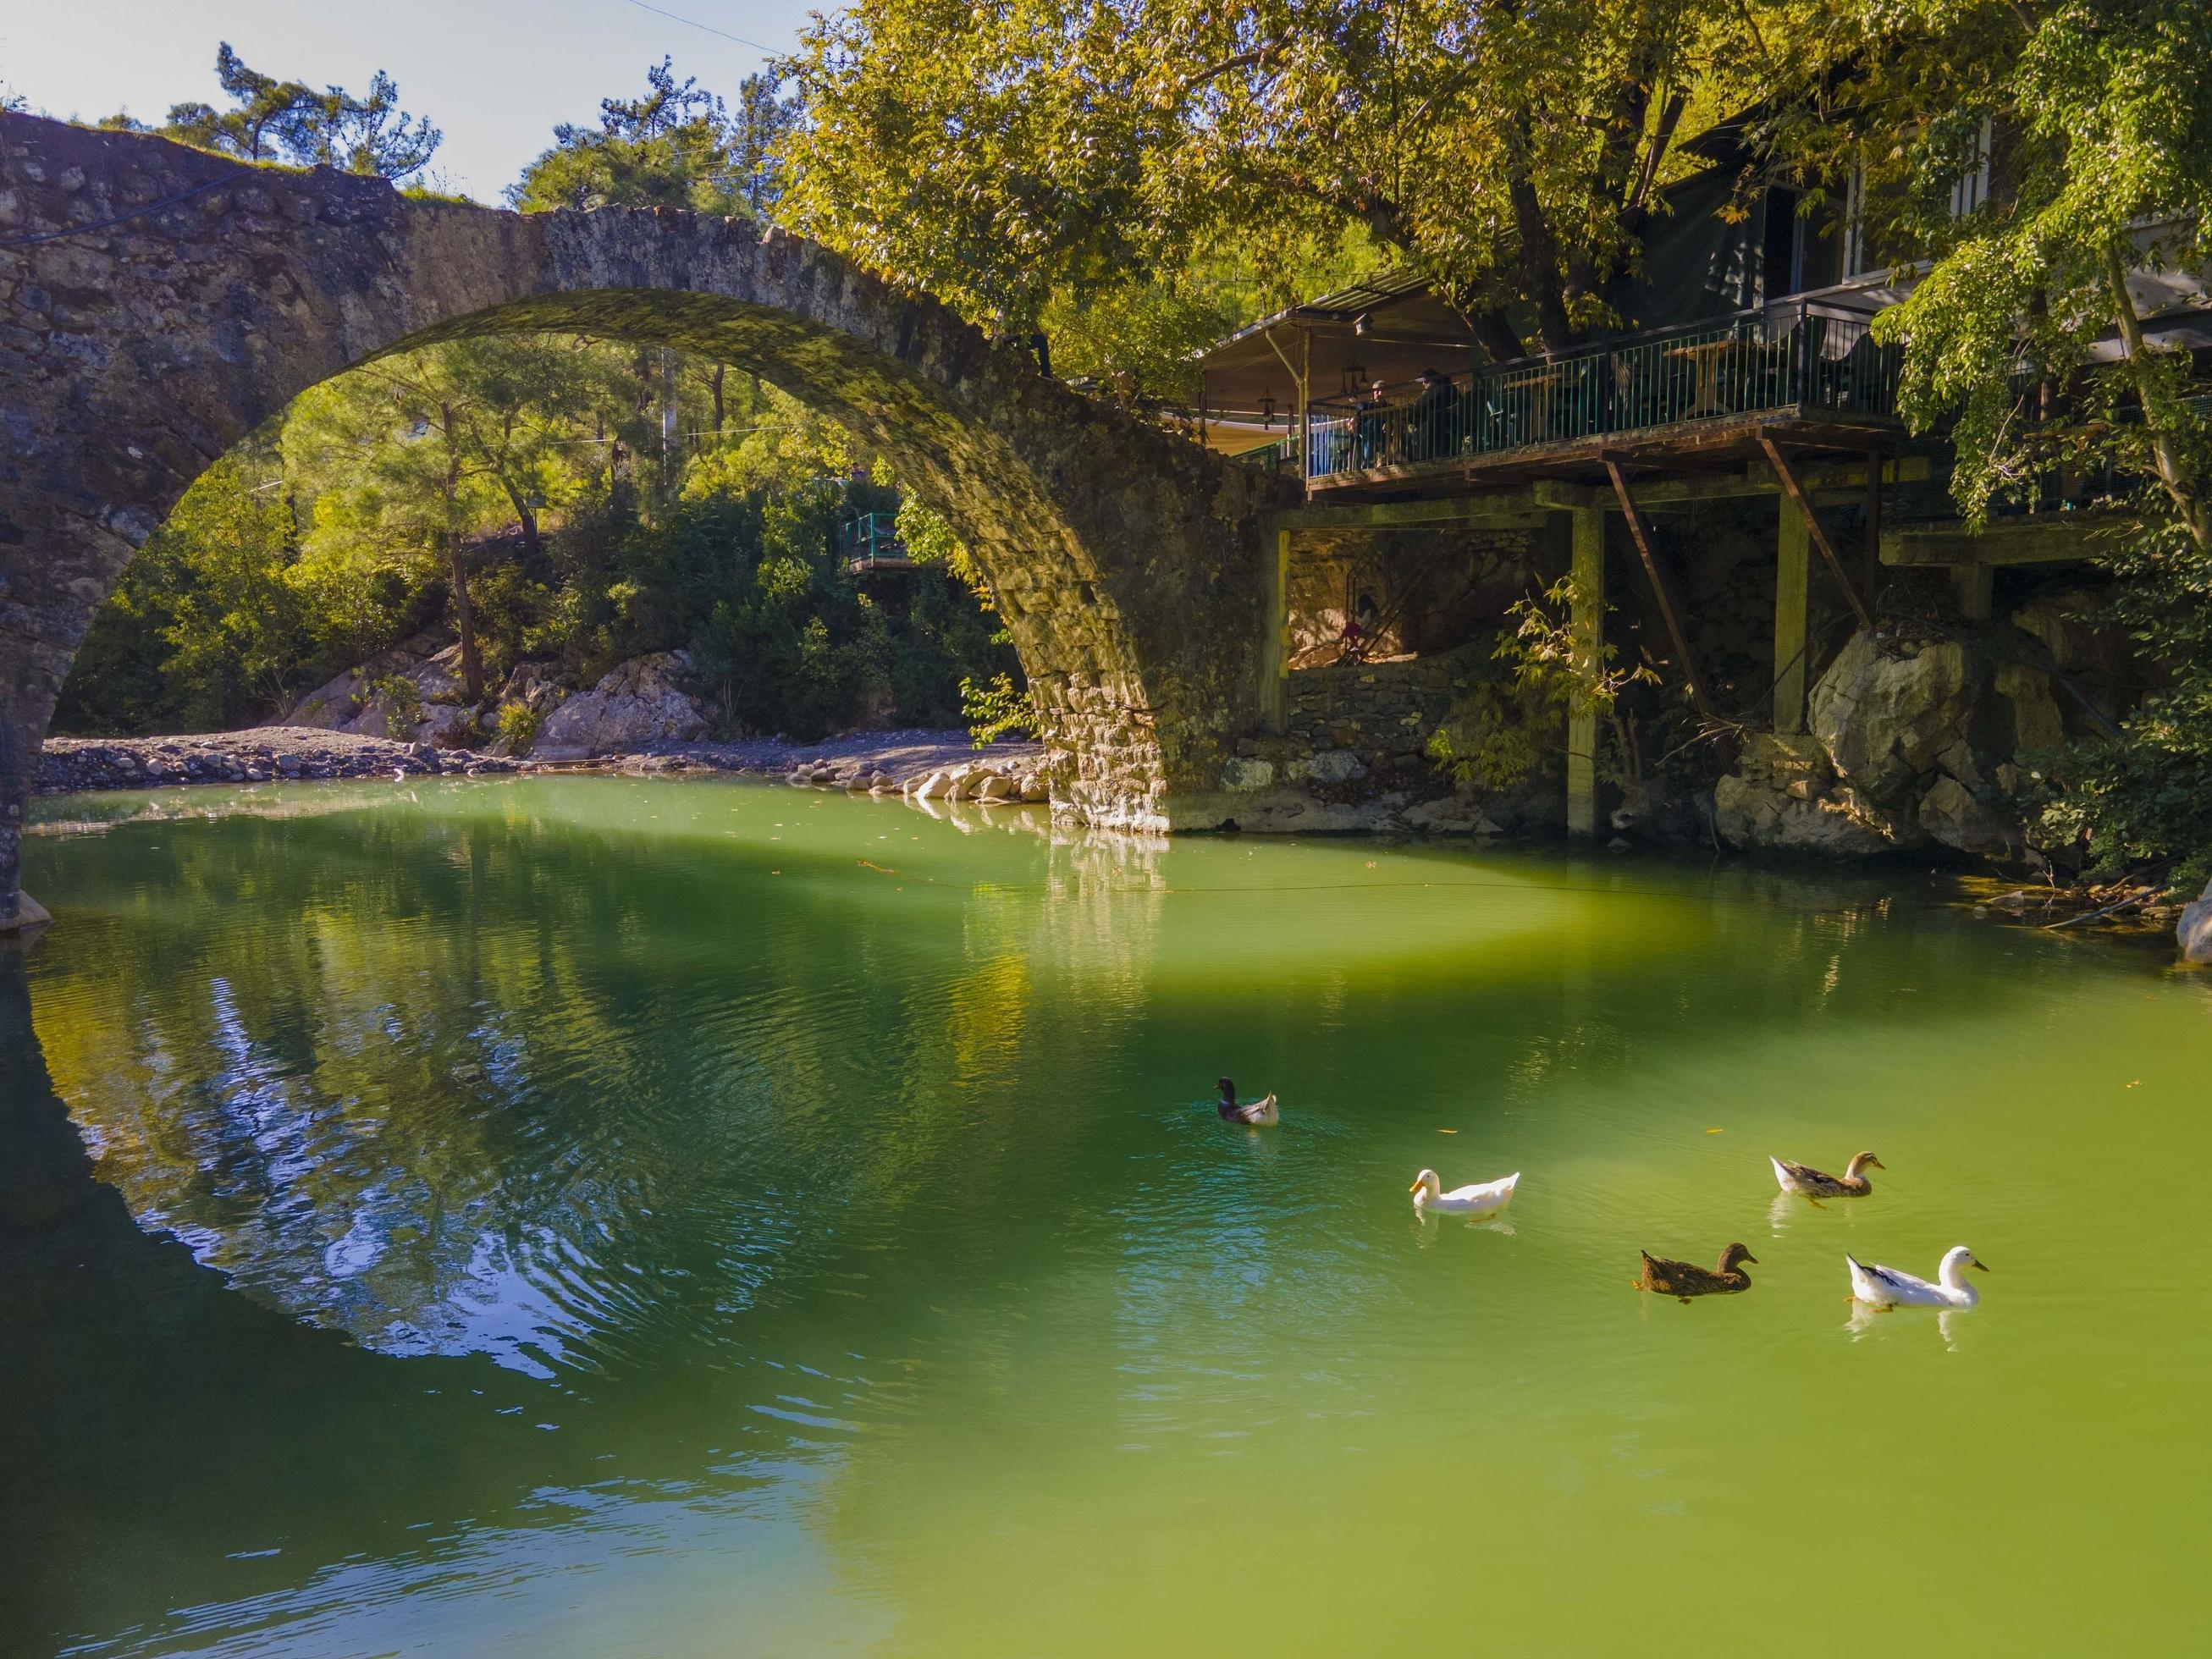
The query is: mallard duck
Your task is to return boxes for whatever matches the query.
[1847,1246,1988,1309]
[1409,1169,1520,1215]
[1216,1078,1279,1126]
[1635,1243,1757,1302]
[1771,1150,1884,1199]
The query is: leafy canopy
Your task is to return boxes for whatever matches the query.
[154,42,441,179]
[510,58,796,215]
[777,0,1821,362]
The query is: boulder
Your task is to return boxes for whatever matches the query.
[278,634,479,744]
[2,892,53,935]
[1810,632,1973,805]
[1402,796,1496,834]
[1916,775,2014,855]
[2011,589,2133,678]
[1994,662,2066,754]
[1222,756,1275,791]
[1713,772,1897,856]
[529,652,710,758]
[2179,880,2212,964]
[974,774,1016,802]
[1306,749,1368,785]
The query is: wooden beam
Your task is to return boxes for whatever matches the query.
[1566,504,1605,839]
[1758,435,1874,631]
[1773,494,1810,735]
[1882,514,2122,568]
[1604,459,1716,720]
[1304,455,1933,513]
[1270,489,1546,532]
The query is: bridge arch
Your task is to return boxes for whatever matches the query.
[0,113,1284,926]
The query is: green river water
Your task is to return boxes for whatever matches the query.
[3,777,2206,1656]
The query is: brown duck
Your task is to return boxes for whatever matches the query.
[1635,1243,1757,1303]
[1770,1151,1883,1199]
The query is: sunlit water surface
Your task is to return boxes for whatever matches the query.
[4,778,2208,1656]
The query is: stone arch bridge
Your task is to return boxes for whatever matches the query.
[0,113,1288,929]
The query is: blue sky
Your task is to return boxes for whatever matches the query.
[1,0,819,201]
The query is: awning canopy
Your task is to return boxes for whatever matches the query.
[1191,270,1481,423]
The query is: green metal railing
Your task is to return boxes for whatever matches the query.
[1296,301,1903,483]
[839,511,906,566]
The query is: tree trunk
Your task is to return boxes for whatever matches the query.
[503,479,542,561]
[448,529,483,704]
[439,402,484,704]
[710,364,725,435]
[659,347,680,496]
[1503,123,1577,354]
[2105,247,2212,552]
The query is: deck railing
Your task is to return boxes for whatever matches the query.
[1291,301,1903,484]
[838,510,906,567]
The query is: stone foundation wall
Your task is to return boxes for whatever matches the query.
[1285,528,1541,668]
[1208,647,1498,832]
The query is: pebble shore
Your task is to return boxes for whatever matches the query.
[36,727,1045,799]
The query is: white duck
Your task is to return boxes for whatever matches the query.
[1847,1245,1989,1309]
[1409,1169,1520,1215]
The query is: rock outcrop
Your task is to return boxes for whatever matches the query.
[277,635,483,748]
[1713,735,1895,855]
[2178,879,2212,964]
[529,653,713,759]
[1716,619,2105,860]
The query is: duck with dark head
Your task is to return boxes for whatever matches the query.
[1635,1243,1757,1304]
[1216,1078,1279,1127]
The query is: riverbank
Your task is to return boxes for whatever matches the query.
[36,728,1046,799]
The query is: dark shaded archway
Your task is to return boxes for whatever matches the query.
[0,113,1288,925]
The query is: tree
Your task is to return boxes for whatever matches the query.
[1830,0,2212,874]
[286,339,610,701]
[510,58,749,215]
[161,43,441,179]
[511,61,788,503]
[776,0,1810,361]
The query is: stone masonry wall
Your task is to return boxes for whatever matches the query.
[1285,527,1541,668]
[1213,647,1489,832]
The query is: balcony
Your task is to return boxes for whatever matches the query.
[1249,301,1905,490]
[838,511,913,574]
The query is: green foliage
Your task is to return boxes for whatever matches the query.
[495,700,546,752]
[961,672,1037,747]
[372,674,423,728]
[59,346,1015,743]
[158,43,440,178]
[1426,576,1655,791]
[54,438,328,734]
[778,0,1811,361]
[1840,0,2212,875]
[509,58,793,215]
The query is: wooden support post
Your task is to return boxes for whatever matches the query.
[1953,563,1994,621]
[1604,459,1716,720]
[1757,434,1873,631]
[1773,493,1810,735]
[1567,504,1604,839]
[1267,526,1293,731]
[1862,449,1883,612]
